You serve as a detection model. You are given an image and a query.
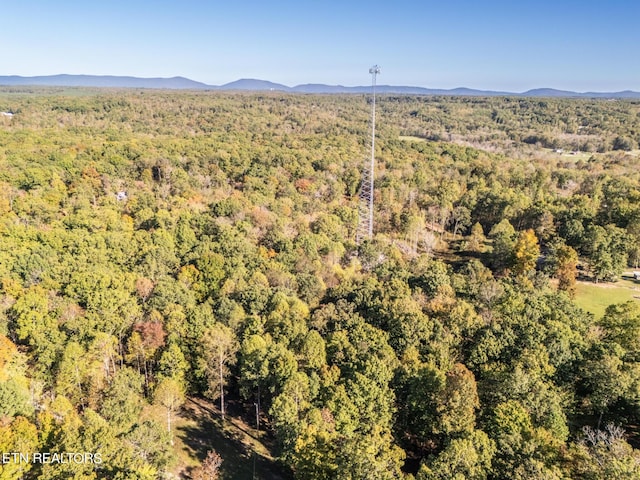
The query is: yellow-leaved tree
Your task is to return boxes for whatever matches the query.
[513,229,540,276]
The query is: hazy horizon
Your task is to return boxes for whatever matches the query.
[2,73,640,94]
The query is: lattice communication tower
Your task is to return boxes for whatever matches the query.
[355,65,380,245]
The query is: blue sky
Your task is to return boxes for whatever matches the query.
[1,0,638,91]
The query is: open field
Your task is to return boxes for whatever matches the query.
[574,276,640,319]
[399,135,427,142]
[559,151,593,162]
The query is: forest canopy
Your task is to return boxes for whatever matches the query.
[0,88,639,479]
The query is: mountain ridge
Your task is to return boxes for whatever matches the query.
[1,74,638,98]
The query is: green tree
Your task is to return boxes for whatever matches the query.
[600,301,640,354]
[157,341,189,383]
[270,371,315,459]
[397,363,479,451]
[154,378,185,440]
[417,429,496,480]
[439,363,480,437]
[100,367,144,434]
[488,219,516,274]
[467,222,486,253]
[488,400,565,480]
[55,341,88,408]
[612,135,636,151]
[10,286,65,378]
[292,409,339,479]
[299,330,327,370]
[627,219,640,268]
[124,420,173,472]
[201,323,238,419]
[265,292,310,346]
[586,224,629,282]
[238,333,270,403]
[0,335,32,419]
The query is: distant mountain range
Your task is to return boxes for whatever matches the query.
[1,74,639,98]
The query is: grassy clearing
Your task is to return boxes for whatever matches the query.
[560,151,592,162]
[574,277,640,319]
[399,135,427,142]
[146,397,290,480]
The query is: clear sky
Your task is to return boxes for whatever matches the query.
[1,0,638,92]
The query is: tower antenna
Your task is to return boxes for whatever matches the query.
[356,65,380,245]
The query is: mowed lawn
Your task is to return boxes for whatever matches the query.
[574,277,640,319]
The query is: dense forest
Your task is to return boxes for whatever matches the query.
[0,88,639,479]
